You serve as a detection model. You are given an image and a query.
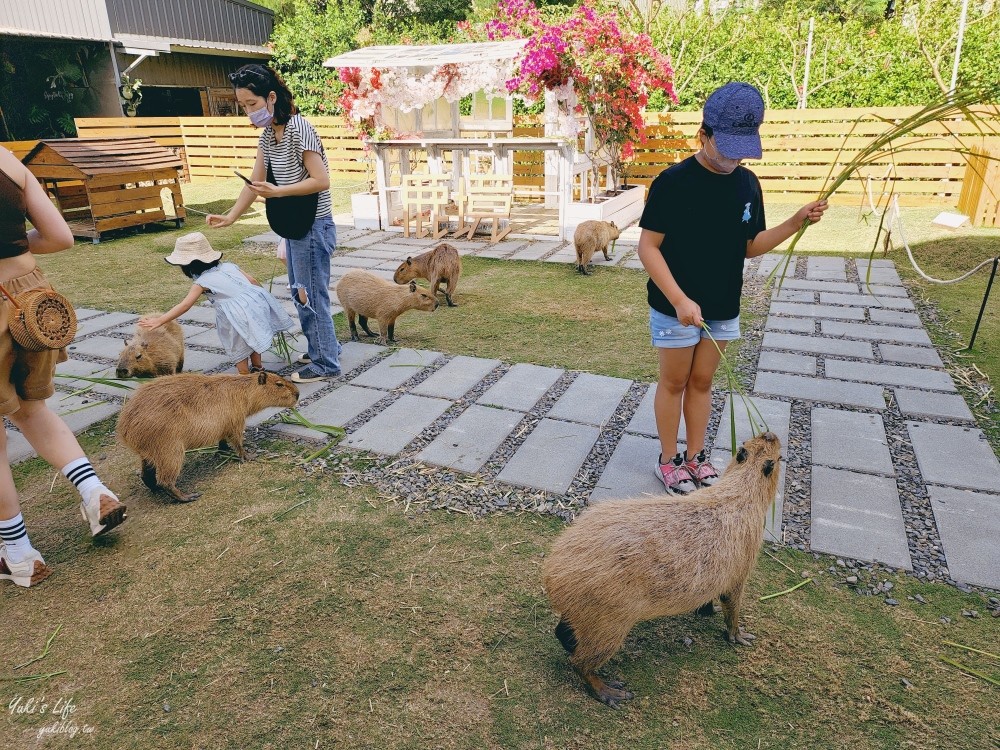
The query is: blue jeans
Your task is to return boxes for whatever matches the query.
[649,308,741,348]
[286,216,342,375]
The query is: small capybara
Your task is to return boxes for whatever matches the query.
[543,432,782,707]
[118,371,299,502]
[573,220,620,275]
[116,316,185,378]
[336,269,438,345]
[392,243,462,306]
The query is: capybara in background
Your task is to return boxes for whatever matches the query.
[116,316,185,378]
[118,371,299,502]
[573,220,620,275]
[543,431,782,707]
[336,269,438,345]
[392,242,462,306]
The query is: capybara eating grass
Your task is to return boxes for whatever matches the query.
[392,242,462,306]
[118,371,299,502]
[573,220,620,274]
[116,315,185,378]
[543,431,782,707]
[335,269,438,345]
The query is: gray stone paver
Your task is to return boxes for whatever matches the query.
[477,363,563,412]
[339,341,387,374]
[183,349,232,372]
[775,278,860,294]
[811,467,911,569]
[417,404,523,473]
[349,348,442,390]
[757,351,817,376]
[811,408,894,475]
[74,312,139,337]
[754,372,886,409]
[412,356,501,399]
[762,332,874,359]
[590,433,664,502]
[67,336,125,360]
[869,309,922,327]
[770,302,865,321]
[269,385,386,437]
[46,393,120,433]
[508,241,562,261]
[5,431,34,464]
[765,316,815,333]
[824,360,955,392]
[907,422,1000,493]
[547,373,631,426]
[757,256,798,277]
[878,344,944,367]
[856,263,903,286]
[72,308,106,321]
[928,486,1000,589]
[806,256,848,280]
[331,255,384,269]
[346,394,453,455]
[821,320,932,345]
[772,289,814,303]
[819,292,914,310]
[893,389,974,422]
[624,383,687,441]
[497,418,599,494]
[865,284,908,298]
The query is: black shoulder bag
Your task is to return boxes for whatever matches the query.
[265,159,319,241]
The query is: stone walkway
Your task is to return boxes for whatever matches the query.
[31,228,1000,592]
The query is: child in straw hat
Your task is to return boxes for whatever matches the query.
[141,233,294,374]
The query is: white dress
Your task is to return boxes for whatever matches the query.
[195,263,295,361]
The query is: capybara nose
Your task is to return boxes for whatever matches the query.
[762,431,778,442]
[116,369,128,378]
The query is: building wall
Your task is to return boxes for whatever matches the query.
[115,49,258,88]
[0,0,112,41]
[105,0,272,46]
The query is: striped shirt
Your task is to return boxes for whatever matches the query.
[259,114,331,219]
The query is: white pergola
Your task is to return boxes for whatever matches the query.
[325,41,600,239]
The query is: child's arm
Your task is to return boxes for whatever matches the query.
[139,284,204,329]
[638,228,703,327]
[747,199,828,258]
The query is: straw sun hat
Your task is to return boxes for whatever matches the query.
[164,232,223,266]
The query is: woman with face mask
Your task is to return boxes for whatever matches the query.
[207,64,341,383]
[636,82,828,497]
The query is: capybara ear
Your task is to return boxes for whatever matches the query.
[141,341,149,348]
[737,447,748,463]
[610,221,618,229]
[763,459,775,477]
[409,280,417,292]
[257,371,267,385]
[406,257,413,265]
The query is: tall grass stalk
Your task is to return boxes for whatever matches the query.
[279,408,346,461]
[701,324,768,454]
[766,87,1000,292]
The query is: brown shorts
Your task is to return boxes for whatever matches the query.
[0,267,68,415]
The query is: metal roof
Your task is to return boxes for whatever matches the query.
[324,40,529,70]
[0,0,113,42]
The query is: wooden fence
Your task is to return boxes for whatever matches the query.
[3,107,996,207]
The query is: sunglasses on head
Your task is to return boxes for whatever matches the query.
[229,67,270,87]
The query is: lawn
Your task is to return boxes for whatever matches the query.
[2,180,997,748]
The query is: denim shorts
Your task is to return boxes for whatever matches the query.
[650,308,741,349]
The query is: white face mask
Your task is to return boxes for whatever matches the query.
[701,136,741,174]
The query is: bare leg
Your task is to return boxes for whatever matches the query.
[681,338,726,456]
[654,345,696,461]
[235,358,251,374]
[7,399,86,470]
[0,430,22,522]
[250,352,263,371]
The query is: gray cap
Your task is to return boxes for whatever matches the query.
[703,82,765,160]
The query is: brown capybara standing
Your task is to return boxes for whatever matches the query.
[336,269,438,345]
[392,243,462,306]
[573,220,620,275]
[118,371,299,502]
[116,316,185,378]
[543,431,782,707]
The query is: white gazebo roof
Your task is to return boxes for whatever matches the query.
[324,40,528,69]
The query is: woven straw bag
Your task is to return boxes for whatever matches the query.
[0,283,77,351]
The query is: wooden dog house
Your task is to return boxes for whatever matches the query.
[23,137,186,242]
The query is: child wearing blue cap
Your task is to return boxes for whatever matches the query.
[637,82,828,495]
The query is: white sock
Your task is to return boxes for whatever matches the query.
[0,513,35,562]
[62,458,111,503]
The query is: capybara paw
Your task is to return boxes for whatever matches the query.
[596,685,634,709]
[169,489,201,503]
[697,601,720,617]
[446,300,457,307]
[350,334,360,342]
[726,628,756,647]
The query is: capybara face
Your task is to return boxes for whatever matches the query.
[394,257,418,285]
[257,371,300,406]
[607,221,621,240]
[740,431,782,475]
[117,343,155,378]
[406,281,439,312]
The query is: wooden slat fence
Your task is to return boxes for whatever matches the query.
[1,107,990,207]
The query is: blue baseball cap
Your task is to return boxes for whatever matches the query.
[703,82,765,160]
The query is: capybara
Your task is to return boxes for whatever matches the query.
[543,432,782,707]
[118,371,299,502]
[573,220,620,275]
[392,243,462,306]
[116,316,185,378]
[335,269,438,345]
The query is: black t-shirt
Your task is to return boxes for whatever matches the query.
[639,156,766,320]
